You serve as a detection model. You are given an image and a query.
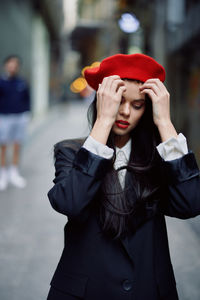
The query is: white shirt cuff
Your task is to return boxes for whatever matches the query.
[156,133,188,161]
[82,135,114,159]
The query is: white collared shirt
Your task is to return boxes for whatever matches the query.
[114,139,132,188]
[83,133,188,188]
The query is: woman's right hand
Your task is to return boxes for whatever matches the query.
[96,75,126,126]
[90,75,126,145]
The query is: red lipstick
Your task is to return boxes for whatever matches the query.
[115,120,130,129]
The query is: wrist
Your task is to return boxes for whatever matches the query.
[157,119,173,129]
[96,117,114,129]
[90,118,113,145]
[157,120,178,142]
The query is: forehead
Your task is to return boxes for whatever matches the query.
[123,79,145,99]
[6,58,20,65]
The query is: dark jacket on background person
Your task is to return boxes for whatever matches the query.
[0,75,30,114]
[47,138,200,300]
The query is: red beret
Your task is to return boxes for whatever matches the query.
[84,53,165,90]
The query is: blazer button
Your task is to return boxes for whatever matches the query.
[122,279,133,291]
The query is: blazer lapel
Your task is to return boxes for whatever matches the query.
[120,234,135,266]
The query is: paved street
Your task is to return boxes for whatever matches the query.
[0,100,200,300]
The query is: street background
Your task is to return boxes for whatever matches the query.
[0,0,200,299]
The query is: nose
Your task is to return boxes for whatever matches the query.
[119,102,130,117]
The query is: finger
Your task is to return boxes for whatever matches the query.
[102,75,120,82]
[140,88,156,101]
[101,75,120,84]
[101,75,120,91]
[97,77,108,94]
[116,85,126,99]
[110,79,125,93]
[105,75,122,92]
[97,82,103,93]
[140,83,160,96]
[145,78,166,91]
[145,78,161,84]
[98,79,111,95]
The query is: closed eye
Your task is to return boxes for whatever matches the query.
[132,104,144,110]
[132,100,145,109]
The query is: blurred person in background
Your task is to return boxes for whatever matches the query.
[0,55,30,191]
[47,54,200,300]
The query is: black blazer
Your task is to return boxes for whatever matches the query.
[47,138,200,300]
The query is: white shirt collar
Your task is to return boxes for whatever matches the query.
[115,138,132,161]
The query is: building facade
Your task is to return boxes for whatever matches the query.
[0,0,64,117]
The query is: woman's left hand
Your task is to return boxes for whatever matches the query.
[139,78,178,142]
[139,78,170,128]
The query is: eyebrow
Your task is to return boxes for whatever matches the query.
[132,99,145,102]
[121,96,145,103]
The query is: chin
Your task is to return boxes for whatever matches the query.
[112,128,130,136]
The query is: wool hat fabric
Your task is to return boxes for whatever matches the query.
[84,53,166,90]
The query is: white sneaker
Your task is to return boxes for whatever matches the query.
[8,166,27,189]
[0,168,8,191]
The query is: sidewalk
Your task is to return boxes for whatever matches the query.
[0,100,90,300]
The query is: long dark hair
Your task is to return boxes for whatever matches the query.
[87,87,162,240]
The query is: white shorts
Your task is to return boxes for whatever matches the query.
[0,112,30,144]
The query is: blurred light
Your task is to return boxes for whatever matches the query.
[70,83,79,93]
[72,61,101,94]
[118,13,140,33]
[70,77,87,93]
[91,61,100,68]
[73,77,87,90]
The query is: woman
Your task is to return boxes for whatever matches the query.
[47,54,200,300]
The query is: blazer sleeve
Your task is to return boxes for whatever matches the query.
[47,144,112,222]
[158,151,200,219]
